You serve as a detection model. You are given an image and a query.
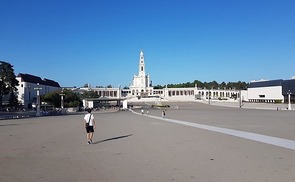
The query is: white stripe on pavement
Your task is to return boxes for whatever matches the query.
[133,111,295,150]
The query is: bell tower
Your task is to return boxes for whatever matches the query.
[130,50,153,97]
[138,50,146,87]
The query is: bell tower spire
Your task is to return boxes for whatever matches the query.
[137,50,147,87]
[139,50,145,77]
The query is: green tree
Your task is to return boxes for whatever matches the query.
[220,82,227,89]
[42,90,60,107]
[209,80,219,89]
[8,91,19,108]
[0,61,19,110]
[63,89,82,107]
[43,89,82,108]
[235,81,247,90]
[153,85,164,89]
[203,82,210,89]
[226,82,233,89]
[193,80,204,88]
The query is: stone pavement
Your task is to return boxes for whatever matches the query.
[207,100,291,110]
[0,102,295,182]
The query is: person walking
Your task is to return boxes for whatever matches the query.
[162,110,166,118]
[84,108,96,144]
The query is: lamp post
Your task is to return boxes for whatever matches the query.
[239,89,242,108]
[28,85,31,108]
[208,90,211,105]
[59,89,65,109]
[34,83,42,116]
[0,78,2,111]
[287,90,292,110]
[118,85,121,109]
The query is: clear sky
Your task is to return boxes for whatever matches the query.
[1,0,295,88]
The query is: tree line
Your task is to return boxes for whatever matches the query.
[153,80,248,90]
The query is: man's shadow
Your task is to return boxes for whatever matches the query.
[92,134,132,144]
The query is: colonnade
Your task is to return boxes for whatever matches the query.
[80,87,239,100]
[248,99,280,103]
[97,90,118,97]
[197,90,238,99]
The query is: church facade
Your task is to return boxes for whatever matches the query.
[129,50,153,97]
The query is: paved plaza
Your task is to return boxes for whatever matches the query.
[0,102,295,182]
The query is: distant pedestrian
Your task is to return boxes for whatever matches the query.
[141,109,144,115]
[162,110,166,118]
[84,108,96,144]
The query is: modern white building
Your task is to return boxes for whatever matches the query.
[245,79,295,103]
[16,73,61,109]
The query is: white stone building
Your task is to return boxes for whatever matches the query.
[16,73,61,109]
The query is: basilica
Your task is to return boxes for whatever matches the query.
[78,50,240,108]
[129,50,153,97]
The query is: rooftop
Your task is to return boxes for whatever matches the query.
[17,73,60,87]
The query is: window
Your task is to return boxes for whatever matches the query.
[259,95,265,98]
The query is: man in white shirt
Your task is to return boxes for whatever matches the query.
[84,108,96,144]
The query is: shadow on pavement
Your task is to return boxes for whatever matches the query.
[93,134,133,144]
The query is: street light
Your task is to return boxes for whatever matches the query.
[208,90,211,105]
[118,85,121,109]
[287,90,292,110]
[28,85,31,101]
[239,89,242,108]
[34,83,42,116]
[0,78,2,111]
[59,89,65,109]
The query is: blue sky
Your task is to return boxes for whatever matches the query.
[1,0,295,88]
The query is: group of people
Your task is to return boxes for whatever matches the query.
[140,109,166,118]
